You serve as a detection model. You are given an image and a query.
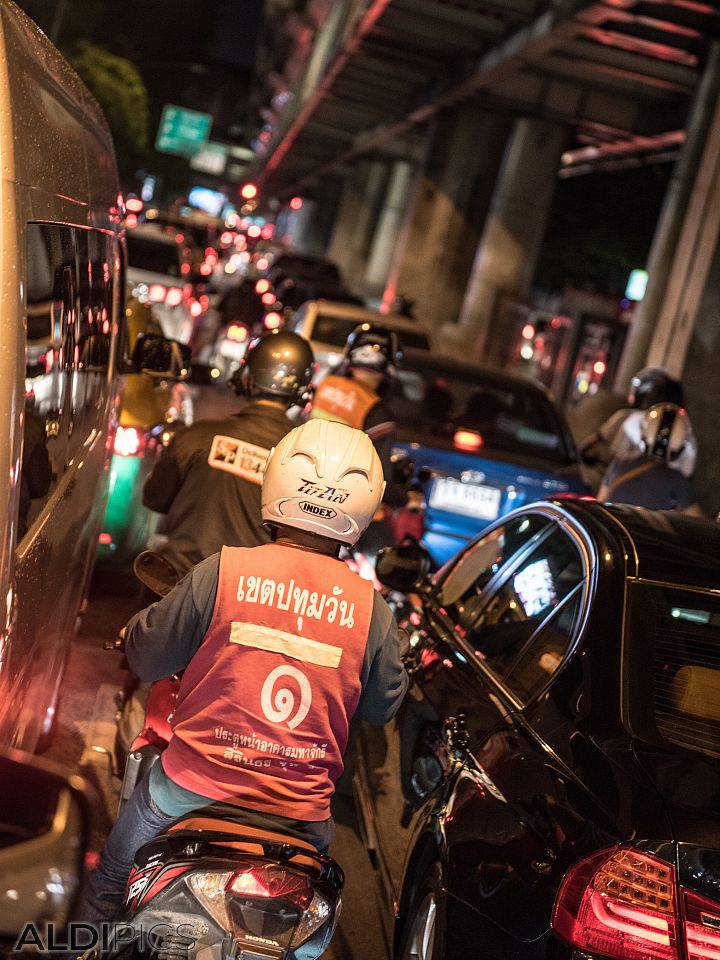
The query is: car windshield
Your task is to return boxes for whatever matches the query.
[126,235,181,277]
[312,314,430,351]
[390,356,572,464]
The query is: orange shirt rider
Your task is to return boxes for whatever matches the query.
[311,373,396,509]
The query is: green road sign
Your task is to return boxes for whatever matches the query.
[155,104,212,157]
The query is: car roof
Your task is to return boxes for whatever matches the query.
[310,301,432,336]
[398,346,553,398]
[126,226,179,246]
[549,498,720,590]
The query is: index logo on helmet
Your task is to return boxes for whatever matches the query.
[299,501,337,520]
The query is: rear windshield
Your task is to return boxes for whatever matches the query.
[312,314,430,351]
[390,359,571,463]
[126,235,181,277]
[642,585,720,758]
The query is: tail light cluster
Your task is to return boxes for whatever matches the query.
[147,283,184,307]
[553,846,720,960]
[187,863,335,955]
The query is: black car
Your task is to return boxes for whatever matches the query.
[354,498,720,960]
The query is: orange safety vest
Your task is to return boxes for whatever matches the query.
[162,543,374,821]
[310,374,380,430]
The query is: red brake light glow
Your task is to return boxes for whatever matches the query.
[261,292,276,306]
[685,889,720,960]
[148,283,167,303]
[255,279,270,294]
[552,846,677,960]
[264,311,282,330]
[454,430,483,452]
[114,426,142,457]
[228,866,312,908]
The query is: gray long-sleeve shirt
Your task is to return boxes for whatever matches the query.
[126,551,408,726]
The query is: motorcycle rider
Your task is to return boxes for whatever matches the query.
[579,366,697,482]
[77,419,409,925]
[597,403,704,515]
[143,329,315,576]
[311,323,410,552]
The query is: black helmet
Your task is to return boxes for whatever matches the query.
[344,323,399,375]
[230,330,315,405]
[628,366,684,410]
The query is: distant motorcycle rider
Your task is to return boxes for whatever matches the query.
[598,403,703,516]
[580,366,697,481]
[143,330,315,575]
[76,419,408,925]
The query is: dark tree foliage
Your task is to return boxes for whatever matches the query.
[535,164,672,297]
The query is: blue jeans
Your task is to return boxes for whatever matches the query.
[77,767,334,926]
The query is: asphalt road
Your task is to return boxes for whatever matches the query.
[45,382,391,960]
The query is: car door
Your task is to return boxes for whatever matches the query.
[402,514,592,958]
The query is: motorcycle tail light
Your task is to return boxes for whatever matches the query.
[290,890,336,950]
[453,429,483,452]
[114,426,143,457]
[229,865,313,908]
[552,846,678,960]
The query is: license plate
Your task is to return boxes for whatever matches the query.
[428,478,501,520]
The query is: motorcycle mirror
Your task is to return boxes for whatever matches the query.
[0,752,90,943]
[375,540,432,594]
[133,551,181,597]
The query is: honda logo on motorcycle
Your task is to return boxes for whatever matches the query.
[299,501,337,520]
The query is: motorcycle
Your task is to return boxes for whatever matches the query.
[101,550,344,960]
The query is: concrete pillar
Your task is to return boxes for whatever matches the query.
[450,117,568,364]
[614,41,720,392]
[382,107,510,331]
[327,160,389,293]
[363,159,415,300]
[303,176,343,256]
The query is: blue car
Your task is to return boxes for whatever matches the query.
[390,350,587,565]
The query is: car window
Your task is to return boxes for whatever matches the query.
[312,314,361,347]
[464,528,583,676]
[126,234,181,276]
[390,358,572,464]
[439,515,550,610]
[504,588,583,701]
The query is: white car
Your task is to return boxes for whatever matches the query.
[286,300,433,378]
[126,225,194,344]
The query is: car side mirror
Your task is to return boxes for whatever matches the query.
[129,333,191,380]
[375,541,432,593]
[0,752,89,942]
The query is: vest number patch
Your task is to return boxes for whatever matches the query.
[208,435,270,484]
[261,665,312,730]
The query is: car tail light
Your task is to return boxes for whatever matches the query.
[98,532,112,545]
[685,889,720,960]
[255,279,270,294]
[148,283,167,303]
[261,291,276,306]
[189,300,203,317]
[264,311,282,330]
[453,429,483,452]
[165,287,183,307]
[552,846,678,960]
[114,426,143,457]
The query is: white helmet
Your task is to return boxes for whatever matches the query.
[641,403,691,463]
[261,419,386,546]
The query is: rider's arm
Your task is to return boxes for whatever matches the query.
[354,592,409,724]
[125,553,220,681]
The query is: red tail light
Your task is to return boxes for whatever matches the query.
[553,846,677,960]
[148,283,167,303]
[114,426,143,457]
[685,889,720,960]
[226,323,248,343]
[264,311,282,330]
[255,278,270,294]
[453,429,483,452]
[229,866,312,908]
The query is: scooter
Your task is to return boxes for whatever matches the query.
[102,551,343,960]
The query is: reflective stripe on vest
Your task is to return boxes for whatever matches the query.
[310,374,379,430]
[161,543,374,821]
